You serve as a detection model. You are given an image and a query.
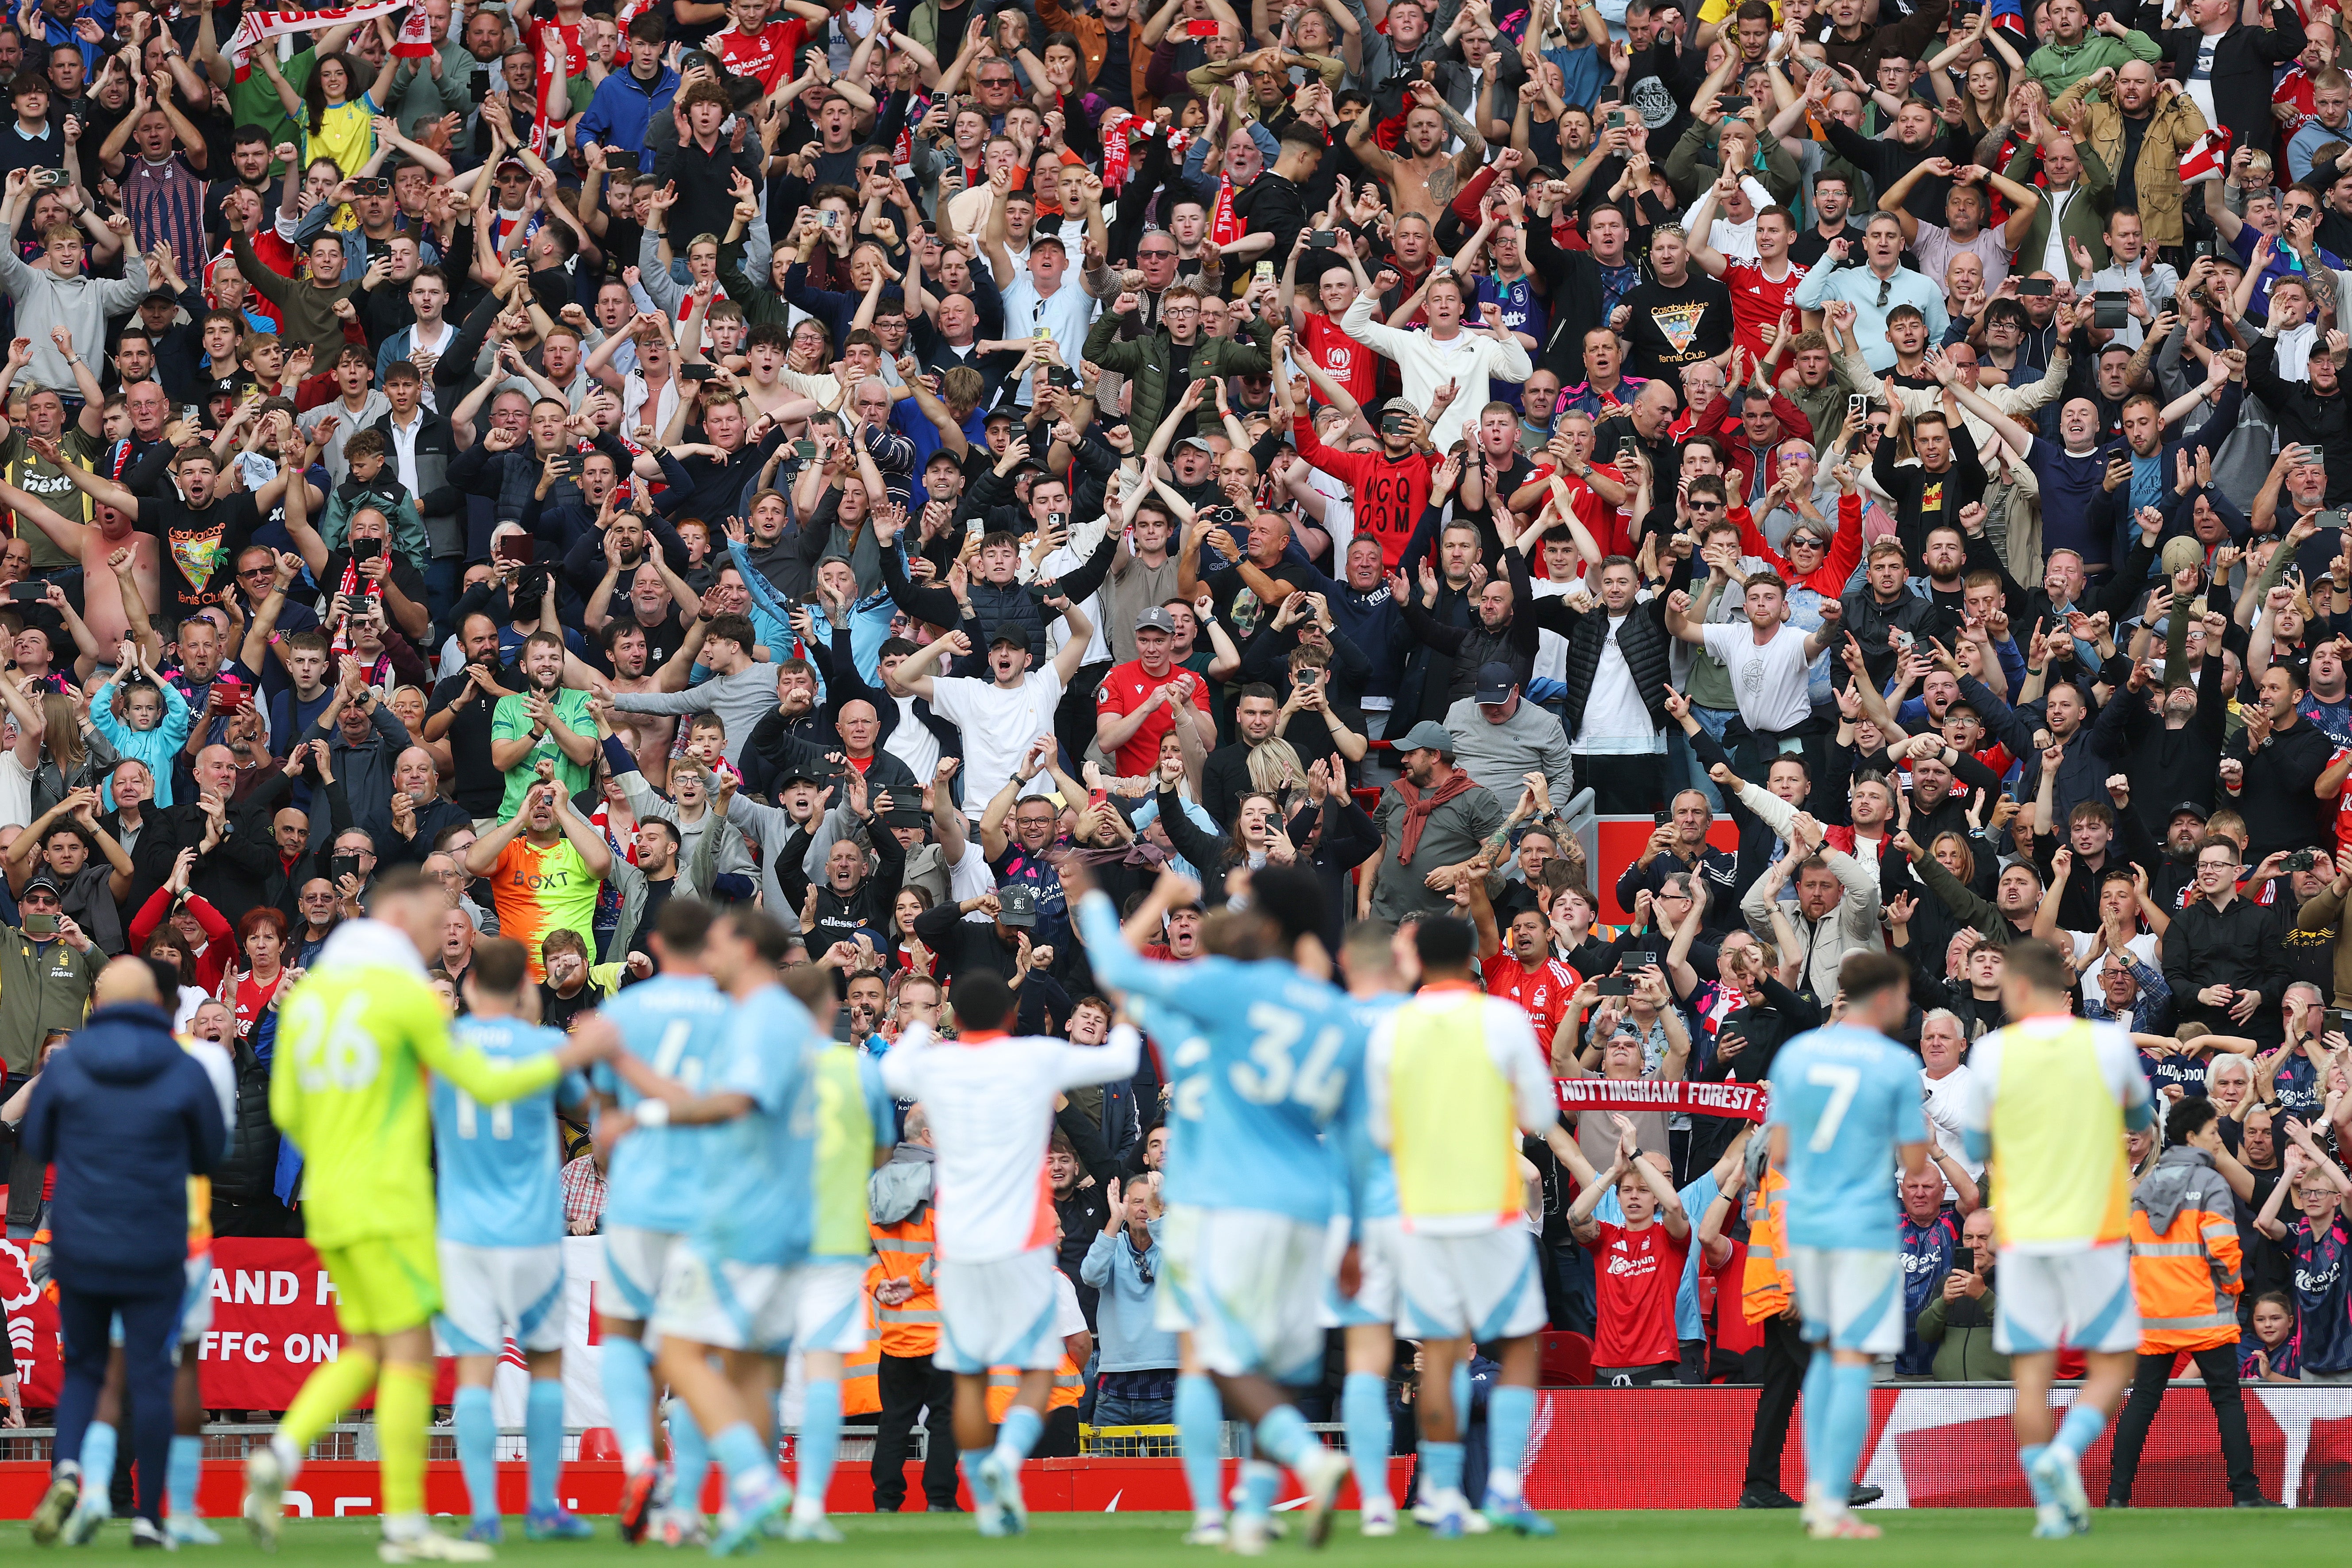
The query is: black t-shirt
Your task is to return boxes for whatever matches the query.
[140,492,261,634]
[1789,224,1856,270]
[427,660,522,817]
[1231,172,1310,263]
[600,215,646,283]
[538,977,605,1034]
[320,546,430,628]
[1618,273,1733,384]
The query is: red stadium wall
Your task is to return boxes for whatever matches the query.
[9,1387,2352,1517]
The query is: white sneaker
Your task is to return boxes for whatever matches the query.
[1180,1515,1228,1546]
[61,1487,111,1546]
[241,1448,287,1554]
[375,1527,495,1563]
[166,1513,223,1546]
[1360,1498,1399,1538]
[1291,1445,1351,1548]
[2029,1445,2091,1535]
[1227,1515,1271,1557]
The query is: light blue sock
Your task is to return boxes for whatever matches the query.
[1450,1363,1471,1430]
[453,1386,498,1522]
[166,1435,202,1521]
[2018,1445,2056,1507]
[1816,1362,1875,1507]
[1418,1439,1464,1499]
[2054,1401,2106,1462]
[667,1396,711,1516]
[1341,1372,1392,1506]
[79,1420,116,1507]
[796,1380,841,1515]
[1800,1350,1832,1493]
[1485,1385,1535,1504]
[994,1403,1043,1468]
[711,1422,779,1506]
[1252,1403,1315,1471]
[599,1336,656,1470]
[526,1378,565,1514]
[958,1449,995,1506]
[1236,1459,1280,1520]
[1175,1374,1223,1519]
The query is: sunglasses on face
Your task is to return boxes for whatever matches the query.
[1787,534,1826,549]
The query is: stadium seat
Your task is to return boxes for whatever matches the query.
[576,1426,621,1462]
[1539,1330,1594,1387]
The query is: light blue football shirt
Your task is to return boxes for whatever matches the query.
[692,982,820,1269]
[1078,892,1353,1226]
[431,1015,582,1249]
[592,973,737,1235]
[1766,1024,1929,1252]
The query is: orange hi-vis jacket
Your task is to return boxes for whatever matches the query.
[985,1358,1085,1421]
[867,1160,942,1359]
[842,1341,881,1417]
[1741,1167,1795,1326]
[2127,1146,2243,1355]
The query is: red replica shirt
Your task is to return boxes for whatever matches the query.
[711,16,807,92]
[1718,258,1808,365]
[1483,952,1583,1050]
[1590,1219,1689,1371]
[1095,658,1213,777]
[1300,311,1379,407]
[520,17,588,118]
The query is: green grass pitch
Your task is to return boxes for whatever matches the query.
[21,1510,2331,1564]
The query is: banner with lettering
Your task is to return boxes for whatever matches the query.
[12,1238,608,1419]
[1555,1079,1768,1122]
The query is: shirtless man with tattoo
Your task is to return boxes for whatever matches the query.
[1345,78,1488,223]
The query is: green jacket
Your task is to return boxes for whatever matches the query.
[1081,309,1276,438]
[718,240,792,332]
[2000,141,2115,273]
[0,927,96,1075]
[1916,1282,2010,1381]
[1664,122,1802,210]
[2024,31,2163,100]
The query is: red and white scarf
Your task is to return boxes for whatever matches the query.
[222,0,410,68]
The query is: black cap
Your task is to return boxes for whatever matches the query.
[2169,799,2211,823]
[987,625,1028,649]
[19,873,61,901]
[995,882,1038,927]
[1474,661,1519,704]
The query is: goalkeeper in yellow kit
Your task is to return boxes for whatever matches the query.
[242,869,611,1562]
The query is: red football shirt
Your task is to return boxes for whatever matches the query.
[1094,658,1213,777]
[1300,311,1380,407]
[710,16,806,92]
[1719,258,1808,365]
[1483,953,1584,1052]
[1590,1219,1690,1371]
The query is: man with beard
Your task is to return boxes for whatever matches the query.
[1368,720,1506,921]
[464,769,615,984]
[488,631,598,820]
[423,614,520,823]
[1345,80,1487,226]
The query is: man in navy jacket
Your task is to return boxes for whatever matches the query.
[23,958,226,1548]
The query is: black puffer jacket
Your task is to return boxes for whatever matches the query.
[1545,595,1672,740]
[209,1033,280,1214]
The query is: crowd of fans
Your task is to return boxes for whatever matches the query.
[3,0,2352,1430]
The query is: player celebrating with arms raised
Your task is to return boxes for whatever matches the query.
[1074,862,1355,1555]
[1762,951,1932,1541]
[1961,938,2156,1539]
[243,869,612,1563]
[1366,916,1560,1538]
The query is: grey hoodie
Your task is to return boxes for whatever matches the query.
[868,1142,936,1226]
[2133,1144,2234,1245]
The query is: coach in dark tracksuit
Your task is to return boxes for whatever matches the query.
[23,958,225,1541]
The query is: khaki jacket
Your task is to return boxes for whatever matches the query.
[2050,80,2210,250]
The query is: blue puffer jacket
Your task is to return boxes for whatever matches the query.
[23,1000,225,1294]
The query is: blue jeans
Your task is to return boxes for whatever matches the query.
[1090,1387,1175,1428]
[1672,703,1738,811]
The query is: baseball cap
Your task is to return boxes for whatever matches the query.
[1174,435,1214,453]
[1394,719,1454,758]
[995,882,1039,927]
[2168,799,2211,823]
[139,290,178,308]
[19,873,61,902]
[1381,396,1419,416]
[1474,661,1518,704]
[2160,536,2204,576]
[987,625,1028,649]
[496,155,528,176]
[1134,606,1177,635]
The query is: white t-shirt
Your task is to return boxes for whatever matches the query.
[1575,611,1663,752]
[0,747,31,830]
[1699,621,1814,733]
[1001,275,1097,403]
[885,691,942,784]
[2068,928,2160,1008]
[926,669,1066,817]
[1919,1063,1981,1199]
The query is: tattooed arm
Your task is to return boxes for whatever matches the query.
[1414,82,1488,206]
